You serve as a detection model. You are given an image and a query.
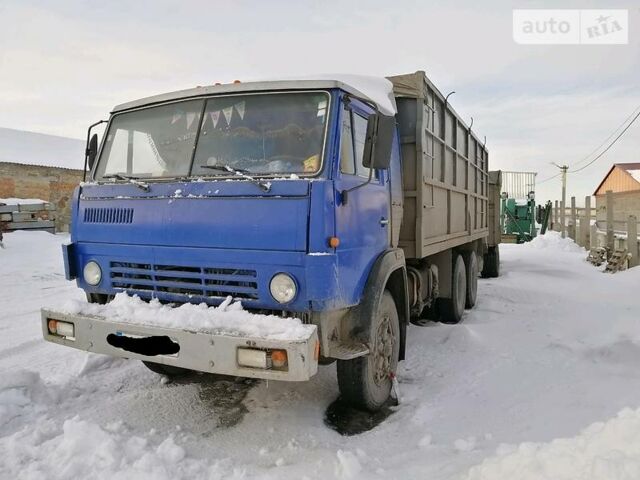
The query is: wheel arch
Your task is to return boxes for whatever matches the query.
[352,249,409,361]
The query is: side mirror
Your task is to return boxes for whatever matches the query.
[363,113,395,170]
[87,133,98,171]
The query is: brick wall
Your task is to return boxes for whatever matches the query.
[0,162,83,232]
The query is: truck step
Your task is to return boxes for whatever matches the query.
[329,343,370,360]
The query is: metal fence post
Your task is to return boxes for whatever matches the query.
[554,201,559,231]
[606,190,614,252]
[561,199,566,239]
[590,223,598,249]
[628,215,638,268]
[569,196,576,240]
[583,196,591,249]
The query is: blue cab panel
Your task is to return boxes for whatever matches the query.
[66,89,401,314]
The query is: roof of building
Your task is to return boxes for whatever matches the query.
[112,76,398,116]
[593,162,640,195]
[0,127,85,170]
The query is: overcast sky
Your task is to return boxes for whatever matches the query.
[0,0,638,202]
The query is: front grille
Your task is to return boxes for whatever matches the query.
[109,262,259,302]
[84,208,134,224]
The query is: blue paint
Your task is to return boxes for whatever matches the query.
[65,88,402,313]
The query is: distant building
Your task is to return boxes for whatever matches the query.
[593,163,640,232]
[0,128,85,232]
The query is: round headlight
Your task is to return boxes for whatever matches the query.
[269,273,297,304]
[83,261,102,286]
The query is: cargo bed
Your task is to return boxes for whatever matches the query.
[388,71,490,259]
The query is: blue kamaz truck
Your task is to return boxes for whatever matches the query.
[42,71,500,411]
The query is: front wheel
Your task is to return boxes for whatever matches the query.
[337,291,400,412]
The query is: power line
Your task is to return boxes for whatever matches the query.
[571,105,640,169]
[569,109,640,173]
[537,172,561,184]
[537,104,640,182]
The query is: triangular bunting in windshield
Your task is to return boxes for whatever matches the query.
[234,101,246,120]
[210,110,220,128]
[186,112,197,129]
[222,106,233,125]
[171,111,183,124]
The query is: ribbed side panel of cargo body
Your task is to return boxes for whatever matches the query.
[388,71,489,259]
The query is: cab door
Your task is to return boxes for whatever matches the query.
[333,98,391,306]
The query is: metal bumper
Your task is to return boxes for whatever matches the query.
[41,309,319,382]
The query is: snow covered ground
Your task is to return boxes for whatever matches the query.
[1,230,640,479]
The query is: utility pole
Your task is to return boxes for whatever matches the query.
[553,163,569,238]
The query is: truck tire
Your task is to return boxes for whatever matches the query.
[337,291,400,412]
[439,254,467,324]
[463,251,478,309]
[143,361,189,377]
[481,246,500,278]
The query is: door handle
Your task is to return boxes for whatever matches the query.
[380,217,389,226]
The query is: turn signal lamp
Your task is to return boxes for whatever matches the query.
[271,350,288,369]
[329,237,340,248]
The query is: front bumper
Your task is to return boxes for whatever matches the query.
[42,308,319,381]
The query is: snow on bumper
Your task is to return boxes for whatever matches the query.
[41,309,319,381]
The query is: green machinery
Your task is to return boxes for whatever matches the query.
[537,201,552,235]
[499,171,539,244]
[501,192,537,243]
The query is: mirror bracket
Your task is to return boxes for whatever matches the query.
[83,120,108,181]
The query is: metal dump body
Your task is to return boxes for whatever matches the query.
[488,170,502,247]
[388,71,489,259]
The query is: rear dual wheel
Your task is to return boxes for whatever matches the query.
[463,251,478,309]
[482,246,500,278]
[439,254,467,324]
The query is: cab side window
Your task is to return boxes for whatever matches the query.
[340,105,355,175]
[340,104,374,179]
[352,113,369,178]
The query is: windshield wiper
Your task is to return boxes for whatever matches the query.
[102,174,150,192]
[200,165,271,192]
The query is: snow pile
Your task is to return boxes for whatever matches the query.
[0,415,244,480]
[465,407,640,480]
[0,197,48,205]
[525,230,584,253]
[328,74,397,115]
[626,169,640,183]
[0,371,53,430]
[277,73,397,115]
[62,293,315,341]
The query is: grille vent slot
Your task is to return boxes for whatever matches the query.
[109,262,259,302]
[84,208,134,224]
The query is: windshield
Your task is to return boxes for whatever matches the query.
[95,92,329,180]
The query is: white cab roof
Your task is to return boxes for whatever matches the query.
[112,76,397,116]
